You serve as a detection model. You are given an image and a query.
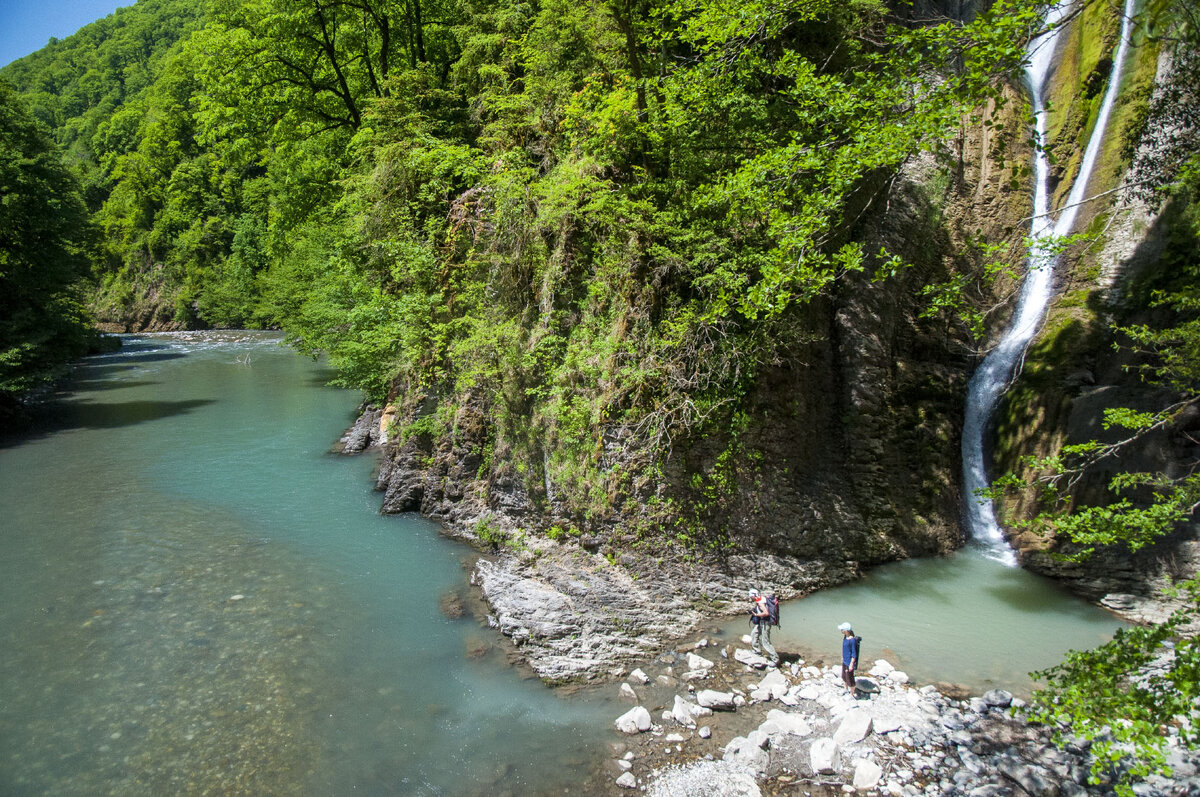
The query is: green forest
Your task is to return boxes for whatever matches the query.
[3,0,1200,789]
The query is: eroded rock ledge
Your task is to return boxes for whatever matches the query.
[472,551,858,683]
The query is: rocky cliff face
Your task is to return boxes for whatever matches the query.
[989,25,1200,619]
[356,84,1045,680]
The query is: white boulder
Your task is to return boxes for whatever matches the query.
[615,706,652,734]
[868,659,895,677]
[687,652,716,670]
[673,695,698,727]
[734,648,771,669]
[616,772,637,789]
[619,682,637,701]
[853,758,884,789]
[723,733,770,773]
[630,668,650,684]
[762,708,813,737]
[833,708,873,745]
[809,738,842,773]
[696,689,738,710]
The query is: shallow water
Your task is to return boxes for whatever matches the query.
[0,332,611,797]
[726,546,1129,697]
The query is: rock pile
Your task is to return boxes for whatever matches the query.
[604,644,1200,796]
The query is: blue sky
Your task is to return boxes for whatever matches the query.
[0,1,132,68]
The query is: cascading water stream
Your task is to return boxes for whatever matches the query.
[961,0,1137,564]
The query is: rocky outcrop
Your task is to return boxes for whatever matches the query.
[472,549,857,681]
[332,404,384,453]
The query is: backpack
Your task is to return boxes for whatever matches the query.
[765,595,780,627]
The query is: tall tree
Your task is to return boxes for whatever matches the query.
[0,81,98,415]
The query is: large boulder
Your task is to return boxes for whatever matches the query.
[615,706,652,734]
[759,708,813,737]
[853,758,884,789]
[672,695,698,728]
[734,648,771,669]
[724,733,770,773]
[982,689,1014,708]
[833,708,873,745]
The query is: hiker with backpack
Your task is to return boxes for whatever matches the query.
[839,621,860,692]
[748,588,780,666]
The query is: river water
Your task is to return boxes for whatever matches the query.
[0,331,610,797]
[1,332,1130,795]
[724,545,1128,698]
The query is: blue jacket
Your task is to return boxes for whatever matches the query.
[842,635,860,667]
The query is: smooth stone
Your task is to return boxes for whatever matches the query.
[630,668,650,684]
[687,652,716,670]
[810,738,842,774]
[723,735,769,773]
[619,683,637,701]
[699,726,712,738]
[854,758,884,789]
[615,706,652,734]
[758,669,789,691]
[763,708,813,737]
[616,772,637,789]
[870,712,902,735]
[734,648,771,669]
[673,695,698,727]
[696,690,737,710]
[833,707,873,745]
[869,659,895,677]
[982,689,1013,708]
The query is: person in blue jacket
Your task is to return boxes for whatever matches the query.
[838,622,859,691]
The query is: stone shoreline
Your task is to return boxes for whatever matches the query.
[601,636,1200,796]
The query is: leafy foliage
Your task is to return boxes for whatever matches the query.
[0,81,101,414]
[1027,581,1200,792]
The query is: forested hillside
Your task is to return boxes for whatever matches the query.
[2,0,1039,487]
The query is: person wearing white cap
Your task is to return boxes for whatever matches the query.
[839,622,859,691]
[748,589,778,665]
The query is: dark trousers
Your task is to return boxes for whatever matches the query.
[841,664,856,689]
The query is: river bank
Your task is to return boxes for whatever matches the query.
[596,632,1200,796]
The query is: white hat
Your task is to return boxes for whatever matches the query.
[837,622,852,632]
[748,588,759,598]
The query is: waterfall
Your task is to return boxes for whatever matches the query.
[960,0,1138,564]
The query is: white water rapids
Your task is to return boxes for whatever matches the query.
[961,0,1138,563]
